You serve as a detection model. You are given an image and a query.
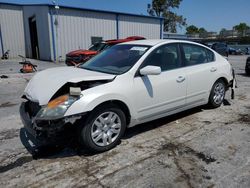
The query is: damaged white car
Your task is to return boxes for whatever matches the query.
[20,40,235,152]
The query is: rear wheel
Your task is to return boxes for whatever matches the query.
[78,104,126,152]
[208,80,226,108]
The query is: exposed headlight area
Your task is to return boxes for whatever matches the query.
[20,94,82,144]
[36,95,78,119]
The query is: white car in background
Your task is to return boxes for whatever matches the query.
[20,40,234,152]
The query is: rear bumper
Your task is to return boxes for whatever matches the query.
[20,102,83,146]
[228,79,234,88]
[227,68,236,99]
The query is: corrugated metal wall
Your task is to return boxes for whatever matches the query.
[0,4,25,58]
[0,4,161,61]
[23,6,51,61]
[52,8,117,60]
[119,15,161,39]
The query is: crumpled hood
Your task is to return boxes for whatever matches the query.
[67,50,98,56]
[24,67,115,105]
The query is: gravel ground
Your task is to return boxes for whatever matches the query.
[0,56,249,188]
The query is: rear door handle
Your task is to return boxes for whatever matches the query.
[210,67,217,72]
[176,76,185,83]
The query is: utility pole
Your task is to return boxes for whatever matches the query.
[52,0,60,63]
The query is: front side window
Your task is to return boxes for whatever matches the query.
[182,43,215,66]
[80,44,150,75]
[141,43,181,71]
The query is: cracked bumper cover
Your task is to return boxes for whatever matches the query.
[20,102,85,145]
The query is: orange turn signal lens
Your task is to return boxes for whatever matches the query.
[47,95,69,109]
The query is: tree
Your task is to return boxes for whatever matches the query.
[198,27,207,33]
[186,25,199,34]
[198,27,207,38]
[147,0,186,32]
[233,23,250,36]
[219,28,227,38]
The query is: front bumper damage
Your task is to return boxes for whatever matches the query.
[20,101,84,146]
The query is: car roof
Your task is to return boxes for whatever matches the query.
[104,36,146,45]
[118,39,204,47]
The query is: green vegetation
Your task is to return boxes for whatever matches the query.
[186,25,199,34]
[186,25,208,37]
[147,0,186,32]
[233,23,250,37]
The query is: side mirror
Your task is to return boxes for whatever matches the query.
[140,65,161,76]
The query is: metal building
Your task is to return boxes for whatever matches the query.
[0,4,25,59]
[0,2,163,61]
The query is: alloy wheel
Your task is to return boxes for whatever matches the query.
[91,112,121,146]
[213,82,225,105]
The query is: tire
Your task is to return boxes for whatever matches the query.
[78,104,126,152]
[208,80,226,108]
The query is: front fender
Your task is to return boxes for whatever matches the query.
[64,92,135,118]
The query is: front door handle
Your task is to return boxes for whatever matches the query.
[176,76,185,83]
[210,67,217,72]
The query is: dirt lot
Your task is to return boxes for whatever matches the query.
[0,56,250,188]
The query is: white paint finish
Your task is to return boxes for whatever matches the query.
[24,40,233,128]
[133,69,186,120]
[0,4,25,58]
[119,15,161,39]
[23,6,51,60]
[183,49,233,105]
[54,8,117,60]
[24,66,115,105]
[184,63,216,104]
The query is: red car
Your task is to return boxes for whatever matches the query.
[65,36,145,66]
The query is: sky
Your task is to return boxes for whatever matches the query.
[1,0,250,33]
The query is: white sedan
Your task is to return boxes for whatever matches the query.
[20,40,234,152]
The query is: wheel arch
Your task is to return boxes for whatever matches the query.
[208,77,227,108]
[211,74,230,91]
[217,77,228,86]
[91,100,131,126]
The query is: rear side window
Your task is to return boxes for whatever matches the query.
[182,43,215,66]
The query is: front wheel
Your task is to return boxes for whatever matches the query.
[208,80,226,108]
[78,104,126,152]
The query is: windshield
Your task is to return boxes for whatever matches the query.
[88,42,107,51]
[80,44,150,75]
